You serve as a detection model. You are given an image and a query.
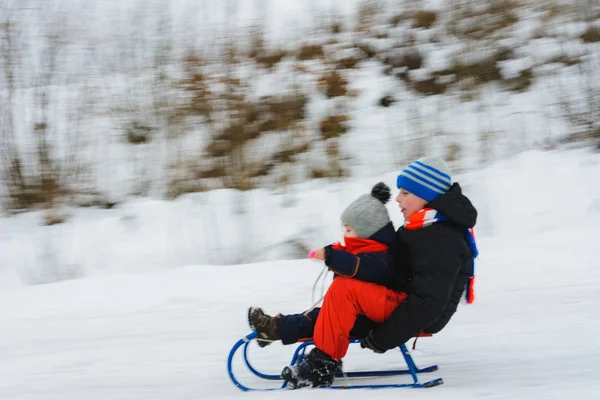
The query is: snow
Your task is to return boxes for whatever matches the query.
[1,148,600,399]
[1,0,600,397]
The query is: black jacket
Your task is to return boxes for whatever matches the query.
[371,183,477,350]
[324,222,397,289]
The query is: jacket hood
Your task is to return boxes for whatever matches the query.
[427,183,477,228]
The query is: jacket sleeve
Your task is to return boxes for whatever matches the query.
[369,233,461,350]
[324,246,393,286]
[323,246,360,277]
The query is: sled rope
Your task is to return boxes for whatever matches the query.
[303,295,324,316]
[305,265,330,316]
[256,266,329,345]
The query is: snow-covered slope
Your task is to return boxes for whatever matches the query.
[1,149,599,399]
[1,148,598,285]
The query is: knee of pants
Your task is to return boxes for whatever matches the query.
[326,276,360,304]
[329,276,354,291]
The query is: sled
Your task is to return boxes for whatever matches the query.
[227,331,444,391]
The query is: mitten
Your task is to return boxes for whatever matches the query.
[360,330,387,354]
[308,248,325,261]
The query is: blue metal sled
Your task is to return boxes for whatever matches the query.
[227,331,444,391]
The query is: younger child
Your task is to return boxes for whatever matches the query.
[248,182,397,347]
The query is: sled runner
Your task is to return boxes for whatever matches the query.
[227,331,443,391]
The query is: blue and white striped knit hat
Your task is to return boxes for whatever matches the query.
[396,156,452,202]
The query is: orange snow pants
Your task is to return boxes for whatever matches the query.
[312,276,408,360]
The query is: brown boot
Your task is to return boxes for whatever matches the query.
[248,307,281,348]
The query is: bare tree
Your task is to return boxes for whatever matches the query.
[0,7,92,212]
[0,16,24,210]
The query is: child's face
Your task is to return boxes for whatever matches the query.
[395,189,427,219]
[342,223,358,238]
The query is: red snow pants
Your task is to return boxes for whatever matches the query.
[313,276,408,360]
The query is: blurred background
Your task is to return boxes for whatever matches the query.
[0,0,599,282]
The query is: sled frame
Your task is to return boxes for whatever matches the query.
[227,331,443,391]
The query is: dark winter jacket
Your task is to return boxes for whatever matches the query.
[370,183,477,350]
[323,222,397,289]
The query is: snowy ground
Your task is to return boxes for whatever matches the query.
[1,149,600,399]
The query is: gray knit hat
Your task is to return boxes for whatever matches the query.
[341,182,391,239]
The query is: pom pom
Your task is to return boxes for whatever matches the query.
[371,182,391,204]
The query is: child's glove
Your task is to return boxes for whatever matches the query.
[308,248,325,261]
